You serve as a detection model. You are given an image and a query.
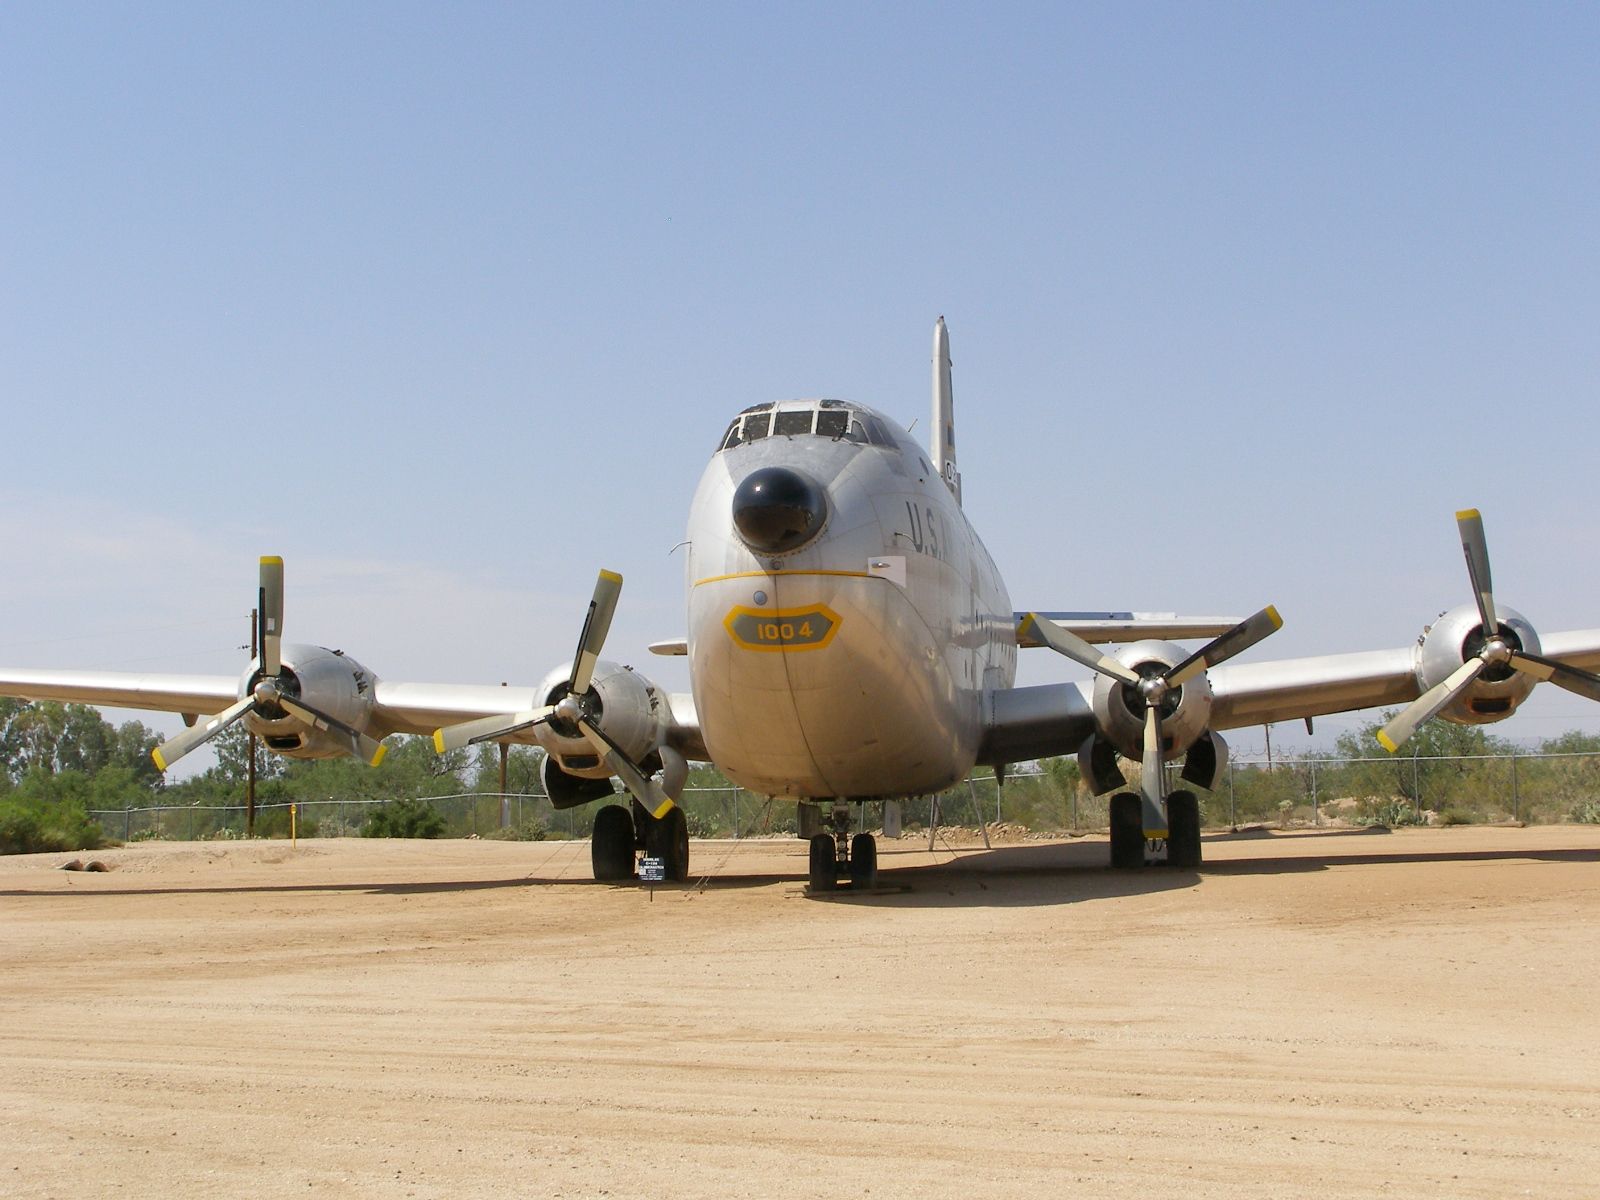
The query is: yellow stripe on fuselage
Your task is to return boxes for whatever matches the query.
[693,569,879,587]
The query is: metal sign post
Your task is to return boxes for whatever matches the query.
[639,855,664,900]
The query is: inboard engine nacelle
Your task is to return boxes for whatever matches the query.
[531,658,675,782]
[1089,639,1214,761]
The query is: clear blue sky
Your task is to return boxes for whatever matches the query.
[4,2,1599,766]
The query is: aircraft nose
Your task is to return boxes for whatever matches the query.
[731,466,828,554]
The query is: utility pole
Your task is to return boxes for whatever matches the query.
[247,608,258,838]
[1264,723,1275,772]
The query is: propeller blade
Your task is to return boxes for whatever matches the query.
[1376,656,1487,753]
[1508,651,1600,704]
[569,570,623,696]
[1457,509,1498,637]
[575,716,675,818]
[1139,704,1168,838]
[275,695,388,766]
[151,694,257,772]
[259,556,285,677]
[432,707,554,754]
[1018,613,1142,687]
[1166,605,1283,688]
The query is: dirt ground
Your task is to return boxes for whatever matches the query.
[3,825,1598,1199]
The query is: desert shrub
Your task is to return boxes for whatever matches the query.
[1436,807,1477,826]
[1572,799,1600,824]
[1354,797,1426,828]
[361,798,446,839]
[482,816,548,841]
[0,791,105,854]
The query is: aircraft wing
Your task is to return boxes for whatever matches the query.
[1210,628,1600,730]
[0,669,239,717]
[981,628,1600,764]
[1206,647,1419,729]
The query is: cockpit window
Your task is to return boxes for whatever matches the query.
[716,403,882,452]
[774,410,813,437]
[861,414,893,447]
[815,410,848,439]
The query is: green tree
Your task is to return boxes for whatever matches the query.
[0,768,106,853]
[210,722,284,785]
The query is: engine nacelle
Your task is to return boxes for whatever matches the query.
[531,658,673,780]
[240,643,379,759]
[1416,603,1540,724]
[1090,639,1215,761]
[541,754,616,810]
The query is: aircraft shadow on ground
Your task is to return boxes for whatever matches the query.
[6,829,1593,905]
[787,828,1600,910]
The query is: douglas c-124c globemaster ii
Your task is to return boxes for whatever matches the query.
[6,320,1600,890]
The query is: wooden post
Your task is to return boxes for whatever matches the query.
[498,743,510,828]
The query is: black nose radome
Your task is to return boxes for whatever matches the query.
[732,467,828,553]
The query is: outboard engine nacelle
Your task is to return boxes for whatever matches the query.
[1415,604,1540,724]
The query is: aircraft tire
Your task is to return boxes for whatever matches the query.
[808,833,838,891]
[1109,792,1144,870]
[647,806,691,882]
[848,832,878,890]
[1167,790,1202,869]
[591,804,636,882]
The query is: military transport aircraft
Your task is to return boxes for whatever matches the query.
[6,319,1600,891]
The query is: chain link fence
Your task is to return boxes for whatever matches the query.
[87,750,1600,843]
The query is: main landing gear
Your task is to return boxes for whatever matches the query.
[802,801,879,892]
[591,800,690,883]
[1108,790,1202,870]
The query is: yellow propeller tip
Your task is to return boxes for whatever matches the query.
[151,749,167,772]
[260,555,284,565]
[1455,508,1480,521]
[431,730,446,754]
[1265,605,1283,629]
[599,569,623,584]
[370,743,388,767]
[1375,731,1399,754]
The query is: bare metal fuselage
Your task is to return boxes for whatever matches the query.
[686,404,1015,799]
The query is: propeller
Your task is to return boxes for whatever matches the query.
[1020,605,1282,835]
[431,570,678,818]
[1377,510,1600,752]
[151,557,388,772]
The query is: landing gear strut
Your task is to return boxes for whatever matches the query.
[803,801,878,892]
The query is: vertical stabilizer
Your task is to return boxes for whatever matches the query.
[931,316,962,505]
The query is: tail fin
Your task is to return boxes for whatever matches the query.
[931,316,962,505]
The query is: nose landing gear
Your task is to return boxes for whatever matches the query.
[804,800,879,892]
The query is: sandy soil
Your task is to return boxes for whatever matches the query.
[3,826,1598,1199]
